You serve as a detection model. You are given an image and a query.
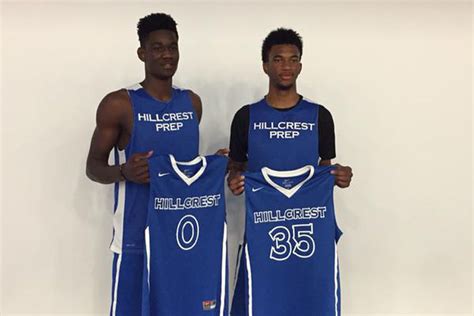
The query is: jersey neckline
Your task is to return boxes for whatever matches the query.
[169,155,207,186]
[262,95,303,112]
[129,83,177,104]
[261,165,314,198]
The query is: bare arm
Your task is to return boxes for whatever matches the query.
[86,90,153,184]
[86,91,128,184]
[319,159,331,166]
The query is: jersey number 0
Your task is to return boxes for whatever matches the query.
[176,215,200,251]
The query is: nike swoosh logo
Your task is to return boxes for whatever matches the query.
[252,187,263,192]
[158,172,170,177]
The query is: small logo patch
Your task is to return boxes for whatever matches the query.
[202,299,216,311]
[158,172,170,177]
[252,187,263,192]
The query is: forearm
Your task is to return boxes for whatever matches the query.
[86,158,123,184]
[228,159,247,177]
[319,159,332,166]
[227,159,246,195]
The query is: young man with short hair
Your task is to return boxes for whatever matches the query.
[228,28,353,191]
[228,28,353,315]
[86,13,203,315]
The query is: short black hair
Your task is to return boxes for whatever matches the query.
[261,28,303,62]
[137,13,178,46]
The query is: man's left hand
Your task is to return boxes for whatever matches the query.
[331,164,353,188]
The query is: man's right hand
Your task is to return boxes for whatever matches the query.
[121,151,153,184]
[227,172,245,196]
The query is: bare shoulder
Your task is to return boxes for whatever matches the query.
[187,90,202,107]
[96,89,131,125]
[98,89,130,112]
[187,89,202,121]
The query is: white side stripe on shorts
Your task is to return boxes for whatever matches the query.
[112,254,122,316]
[245,244,253,316]
[219,223,228,316]
[110,149,126,253]
[334,242,339,316]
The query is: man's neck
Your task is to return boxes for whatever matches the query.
[266,86,300,109]
[141,76,173,102]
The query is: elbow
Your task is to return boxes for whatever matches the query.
[85,165,95,181]
[85,159,99,182]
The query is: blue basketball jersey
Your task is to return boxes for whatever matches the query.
[240,165,342,316]
[248,98,320,172]
[111,85,199,254]
[144,154,229,316]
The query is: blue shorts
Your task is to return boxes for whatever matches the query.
[110,252,149,316]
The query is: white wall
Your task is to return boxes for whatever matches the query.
[0,2,4,313]
[1,1,472,315]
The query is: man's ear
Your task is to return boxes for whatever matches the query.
[137,47,145,62]
[297,61,302,75]
[262,62,269,75]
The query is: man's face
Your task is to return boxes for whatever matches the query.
[138,30,179,80]
[263,44,302,90]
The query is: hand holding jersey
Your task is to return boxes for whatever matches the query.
[120,150,154,183]
[120,148,225,185]
[330,164,353,188]
[228,174,245,196]
[227,28,353,193]
[228,164,354,194]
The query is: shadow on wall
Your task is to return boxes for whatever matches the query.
[74,153,115,312]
